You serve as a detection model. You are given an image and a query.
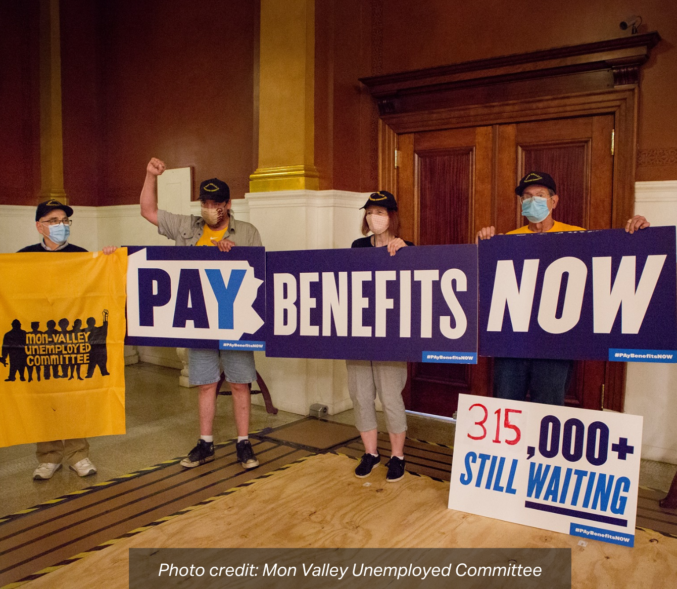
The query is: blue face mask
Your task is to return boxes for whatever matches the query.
[48,224,70,245]
[521,196,550,223]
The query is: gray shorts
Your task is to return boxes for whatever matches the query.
[188,348,257,386]
[346,360,408,434]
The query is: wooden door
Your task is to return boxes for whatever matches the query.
[398,114,618,416]
[398,126,494,416]
[497,115,618,410]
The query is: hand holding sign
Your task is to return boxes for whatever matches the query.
[475,226,497,243]
[211,237,236,253]
[625,215,650,234]
[386,238,408,257]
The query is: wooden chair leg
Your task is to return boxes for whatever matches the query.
[216,371,278,415]
[218,372,227,394]
[660,469,677,509]
[256,371,278,415]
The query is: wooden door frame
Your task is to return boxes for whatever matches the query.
[361,33,661,412]
[364,33,659,231]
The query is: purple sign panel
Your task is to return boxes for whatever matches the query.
[478,227,677,362]
[125,246,266,350]
[266,245,478,363]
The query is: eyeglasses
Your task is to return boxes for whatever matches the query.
[40,218,72,226]
[365,210,389,217]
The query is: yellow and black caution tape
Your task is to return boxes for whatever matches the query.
[0,457,183,527]
[406,437,454,451]
[0,453,318,589]
[0,439,258,527]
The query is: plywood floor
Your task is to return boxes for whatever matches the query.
[0,438,313,589]
[2,418,676,589]
[14,453,677,589]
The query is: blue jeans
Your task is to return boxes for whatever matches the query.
[493,358,573,406]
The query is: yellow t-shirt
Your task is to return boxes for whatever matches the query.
[196,224,228,247]
[507,220,585,235]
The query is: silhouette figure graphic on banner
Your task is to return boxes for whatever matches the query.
[69,319,84,380]
[85,310,110,378]
[0,320,27,381]
[58,318,71,379]
[44,320,60,379]
[0,311,110,382]
[26,322,42,382]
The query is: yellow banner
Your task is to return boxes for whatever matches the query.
[0,249,127,447]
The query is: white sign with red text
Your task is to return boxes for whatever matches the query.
[449,394,643,547]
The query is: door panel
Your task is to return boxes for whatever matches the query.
[521,142,589,228]
[398,115,619,417]
[513,116,614,231]
[508,115,616,410]
[399,127,493,416]
[418,150,471,246]
[412,148,474,415]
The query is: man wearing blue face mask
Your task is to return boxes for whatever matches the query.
[18,200,117,480]
[476,171,650,405]
[476,171,650,239]
[19,200,86,254]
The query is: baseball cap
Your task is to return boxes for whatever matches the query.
[360,190,398,211]
[198,178,230,203]
[35,199,74,221]
[515,172,557,196]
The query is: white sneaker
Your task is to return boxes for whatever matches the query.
[70,458,97,477]
[33,463,62,480]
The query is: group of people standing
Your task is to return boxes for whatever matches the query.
[141,160,417,483]
[17,164,650,486]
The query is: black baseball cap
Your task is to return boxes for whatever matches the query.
[360,190,398,211]
[198,178,230,203]
[35,199,74,221]
[515,171,557,196]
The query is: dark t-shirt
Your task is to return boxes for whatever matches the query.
[18,243,88,253]
[351,236,415,248]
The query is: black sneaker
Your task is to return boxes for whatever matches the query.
[180,439,215,468]
[386,456,406,482]
[236,440,259,469]
[354,453,380,478]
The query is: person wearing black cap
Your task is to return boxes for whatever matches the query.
[476,171,651,405]
[347,191,413,483]
[17,199,117,480]
[476,171,650,239]
[140,157,262,471]
[18,200,84,253]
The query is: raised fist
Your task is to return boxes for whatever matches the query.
[147,158,166,176]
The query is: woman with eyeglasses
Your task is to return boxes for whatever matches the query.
[347,191,413,483]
